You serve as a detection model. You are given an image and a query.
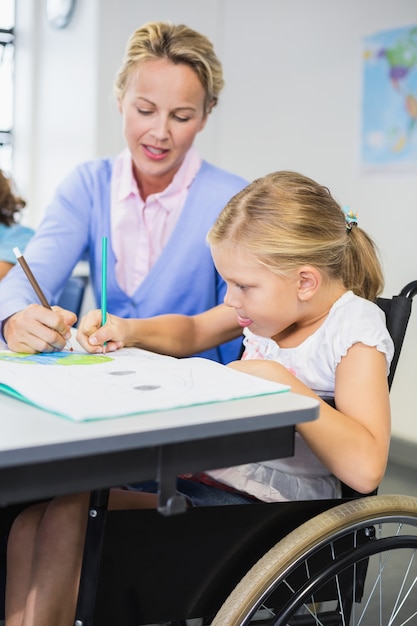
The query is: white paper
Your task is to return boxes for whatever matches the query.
[0,348,289,421]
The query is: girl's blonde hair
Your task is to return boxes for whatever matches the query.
[114,21,224,113]
[208,171,384,301]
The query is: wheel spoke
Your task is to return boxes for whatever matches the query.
[388,553,417,624]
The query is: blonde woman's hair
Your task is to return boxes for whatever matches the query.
[207,171,384,301]
[114,21,224,113]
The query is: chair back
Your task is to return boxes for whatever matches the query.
[341,280,417,498]
[376,280,417,389]
[56,275,88,322]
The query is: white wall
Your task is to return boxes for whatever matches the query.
[13,0,417,444]
[14,0,100,215]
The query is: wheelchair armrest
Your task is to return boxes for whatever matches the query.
[320,395,336,409]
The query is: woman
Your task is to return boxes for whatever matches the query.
[0,21,246,363]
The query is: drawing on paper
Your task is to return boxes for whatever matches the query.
[0,351,113,366]
[0,348,289,421]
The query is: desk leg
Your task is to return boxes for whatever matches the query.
[157,446,187,516]
[74,489,109,626]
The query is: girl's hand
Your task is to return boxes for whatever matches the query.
[76,310,125,353]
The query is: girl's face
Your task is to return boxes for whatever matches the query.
[211,245,301,339]
[118,58,209,196]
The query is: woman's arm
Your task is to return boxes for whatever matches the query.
[228,342,390,494]
[77,304,242,357]
[0,166,94,352]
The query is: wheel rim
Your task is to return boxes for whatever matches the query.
[274,533,417,625]
[212,496,417,626]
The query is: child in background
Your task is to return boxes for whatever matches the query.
[0,170,33,280]
[6,170,393,626]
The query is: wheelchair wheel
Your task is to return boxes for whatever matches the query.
[211,494,417,625]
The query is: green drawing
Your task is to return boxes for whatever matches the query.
[0,351,113,366]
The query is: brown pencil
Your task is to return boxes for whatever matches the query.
[13,247,51,308]
[13,247,73,351]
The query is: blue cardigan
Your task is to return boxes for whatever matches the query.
[0,158,248,363]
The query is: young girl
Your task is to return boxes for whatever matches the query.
[6,171,393,625]
[78,169,393,499]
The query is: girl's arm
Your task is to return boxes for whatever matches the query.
[76,304,242,357]
[228,342,390,494]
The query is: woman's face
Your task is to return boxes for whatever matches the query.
[118,58,209,195]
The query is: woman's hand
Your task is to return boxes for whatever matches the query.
[3,304,76,353]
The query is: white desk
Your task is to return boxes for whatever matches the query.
[0,390,319,507]
[0,386,319,624]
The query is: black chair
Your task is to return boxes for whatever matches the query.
[56,274,88,323]
[4,282,417,625]
[377,280,417,388]
[341,279,417,498]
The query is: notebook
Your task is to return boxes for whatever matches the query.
[0,347,290,422]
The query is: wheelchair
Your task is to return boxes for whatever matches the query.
[2,282,416,625]
[71,280,417,626]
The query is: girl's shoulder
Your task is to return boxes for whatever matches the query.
[0,222,34,241]
[327,291,394,366]
[0,223,34,262]
[330,291,386,324]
